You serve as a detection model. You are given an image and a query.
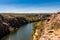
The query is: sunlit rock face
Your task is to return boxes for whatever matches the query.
[39,12,60,40]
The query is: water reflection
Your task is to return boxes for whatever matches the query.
[2,23,33,40]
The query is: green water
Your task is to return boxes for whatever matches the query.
[2,23,33,40]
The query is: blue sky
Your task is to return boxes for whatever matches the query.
[0,0,60,13]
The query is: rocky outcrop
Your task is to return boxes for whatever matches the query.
[39,12,60,40]
[32,12,60,40]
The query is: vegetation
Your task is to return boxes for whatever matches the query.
[32,22,44,40]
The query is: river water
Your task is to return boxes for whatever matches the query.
[2,23,33,40]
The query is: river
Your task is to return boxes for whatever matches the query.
[2,23,33,40]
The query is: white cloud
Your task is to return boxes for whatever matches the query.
[0,5,60,13]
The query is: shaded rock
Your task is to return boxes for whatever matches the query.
[7,17,28,28]
[0,20,10,39]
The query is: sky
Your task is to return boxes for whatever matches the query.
[0,0,60,13]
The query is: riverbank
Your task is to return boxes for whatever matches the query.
[1,23,33,40]
[32,14,52,40]
[32,21,44,40]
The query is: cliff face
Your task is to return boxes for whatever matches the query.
[32,12,60,40]
[39,12,60,40]
[43,13,60,34]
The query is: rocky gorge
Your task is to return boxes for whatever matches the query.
[0,13,55,40]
